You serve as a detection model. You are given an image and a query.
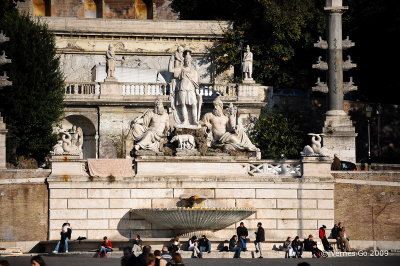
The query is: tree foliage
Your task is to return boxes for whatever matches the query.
[249,109,303,159]
[0,1,64,165]
[170,0,325,91]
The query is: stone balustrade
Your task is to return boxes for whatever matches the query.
[64,82,242,99]
[247,160,302,177]
[65,82,99,95]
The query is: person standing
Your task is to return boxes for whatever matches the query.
[131,234,143,257]
[319,225,332,251]
[254,222,265,258]
[236,222,248,251]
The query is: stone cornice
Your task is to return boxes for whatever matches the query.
[41,17,230,39]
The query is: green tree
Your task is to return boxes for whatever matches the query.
[0,1,64,165]
[249,109,303,159]
[170,0,325,91]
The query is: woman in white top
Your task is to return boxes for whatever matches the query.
[188,235,202,258]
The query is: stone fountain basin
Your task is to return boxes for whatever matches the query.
[131,208,256,230]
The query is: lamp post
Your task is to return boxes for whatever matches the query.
[365,105,372,168]
[376,104,382,158]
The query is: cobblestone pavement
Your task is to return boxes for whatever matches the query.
[3,256,400,266]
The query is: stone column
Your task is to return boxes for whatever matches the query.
[312,0,358,162]
[0,114,7,169]
[326,4,345,115]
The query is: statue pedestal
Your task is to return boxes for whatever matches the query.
[50,155,88,179]
[322,113,357,162]
[134,156,250,177]
[238,83,260,101]
[301,156,333,178]
[100,80,120,98]
[242,78,256,84]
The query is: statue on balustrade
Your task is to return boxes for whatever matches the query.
[242,45,253,80]
[52,125,84,157]
[200,97,257,152]
[131,98,170,152]
[168,48,202,127]
[106,44,116,79]
[301,133,330,157]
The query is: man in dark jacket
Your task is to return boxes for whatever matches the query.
[331,223,342,250]
[254,222,265,258]
[236,222,248,251]
[304,235,321,258]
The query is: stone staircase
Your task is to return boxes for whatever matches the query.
[38,238,338,259]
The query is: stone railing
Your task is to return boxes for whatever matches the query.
[65,82,99,95]
[122,82,169,96]
[64,82,239,98]
[246,160,302,177]
[200,83,238,97]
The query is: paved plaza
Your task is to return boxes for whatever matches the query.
[3,256,400,266]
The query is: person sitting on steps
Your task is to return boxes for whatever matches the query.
[97,236,113,258]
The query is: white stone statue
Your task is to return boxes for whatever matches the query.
[242,45,253,80]
[52,125,84,156]
[173,45,184,68]
[131,98,170,152]
[200,97,257,151]
[170,134,196,150]
[169,49,202,127]
[106,44,116,78]
[301,133,330,156]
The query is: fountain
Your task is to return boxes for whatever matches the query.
[130,195,256,236]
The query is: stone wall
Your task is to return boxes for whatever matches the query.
[0,169,50,241]
[18,0,177,20]
[47,175,334,240]
[333,171,400,241]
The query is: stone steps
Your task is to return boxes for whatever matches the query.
[43,250,315,259]
[39,238,338,255]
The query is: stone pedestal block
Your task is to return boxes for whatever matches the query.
[301,156,333,178]
[322,114,357,162]
[99,81,120,98]
[135,157,248,176]
[238,83,260,101]
[50,155,87,177]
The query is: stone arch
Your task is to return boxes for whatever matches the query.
[135,0,152,19]
[62,115,97,159]
[103,0,152,19]
[84,0,103,18]
[33,0,51,16]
